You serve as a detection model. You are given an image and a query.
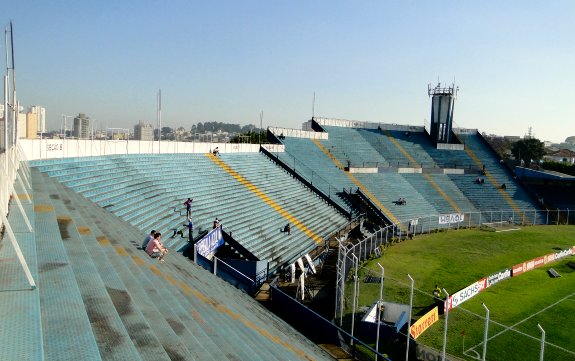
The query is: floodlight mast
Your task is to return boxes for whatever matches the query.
[157,89,161,153]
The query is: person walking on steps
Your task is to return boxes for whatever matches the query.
[183,198,193,218]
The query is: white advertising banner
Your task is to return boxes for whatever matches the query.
[439,213,465,225]
[196,226,224,260]
[448,278,486,310]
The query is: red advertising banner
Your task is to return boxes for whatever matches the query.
[512,262,525,277]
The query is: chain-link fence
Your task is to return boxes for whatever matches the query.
[335,209,574,360]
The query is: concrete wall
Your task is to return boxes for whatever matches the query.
[436,143,465,150]
[268,127,328,139]
[348,167,378,173]
[18,138,280,160]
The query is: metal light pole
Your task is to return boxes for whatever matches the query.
[537,324,545,361]
[442,288,450,361]
[157,89,161,153]
[482,303,489,361]
[375,263,384,360]
[406,274,414,361]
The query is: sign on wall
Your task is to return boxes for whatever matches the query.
[438,213,464,225]
[196,226,224,260]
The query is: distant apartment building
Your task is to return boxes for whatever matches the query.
[73,113,91,139]
[134,121,153,141]
[29,105,46,133]
[16,109,28,139]
[26,112,38,139]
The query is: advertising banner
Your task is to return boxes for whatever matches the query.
[438,213,464,225]
[533,256,546,269]
[410,307,439,339]
[487,268,511,287]
[196,226,224,260]
[512,262,526,277]
[449,278,486,310]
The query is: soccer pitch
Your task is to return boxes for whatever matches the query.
[347,225,575,360]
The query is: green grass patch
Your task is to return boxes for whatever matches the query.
[343,225,575,360]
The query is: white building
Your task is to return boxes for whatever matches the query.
[29,105,46,133]
[545,149,575,165]
[134,121,154,141]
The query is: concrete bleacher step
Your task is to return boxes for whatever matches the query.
[43,173,219,361]
[40,175,160,361]
[40,171,328,360]
[31,172,102,361]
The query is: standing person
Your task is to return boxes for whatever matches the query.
[183,198,193,218]
[146,232,168,262]
[142,229,155,250]
[186,219,194,242]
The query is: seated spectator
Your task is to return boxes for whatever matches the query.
[284,223,291,235]
[146,232,168,262]
[142,229,155,250]
[213,217,221,229]
[501,183,506,190]
[475,177,481,184]
[212,147,220,156]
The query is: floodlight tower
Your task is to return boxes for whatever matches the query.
[428,82,458,145]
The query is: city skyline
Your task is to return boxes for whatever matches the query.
[5,1,575,143]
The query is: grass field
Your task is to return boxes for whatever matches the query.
[344,225,575,360]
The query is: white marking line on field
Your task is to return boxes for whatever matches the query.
[466,291,575,357]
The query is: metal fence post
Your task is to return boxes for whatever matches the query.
[482,303,489,361]
[375,263,384,360]
[406,274,414,361]
[213,257,218,275]
[193,244,197,263]
[537,324,545,361]
[351,254,359,345]
[442,289,450,361]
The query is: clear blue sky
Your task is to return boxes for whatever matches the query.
[7,1,575,143]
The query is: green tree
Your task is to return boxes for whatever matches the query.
[511,138,545,166]
[229,130,266,144]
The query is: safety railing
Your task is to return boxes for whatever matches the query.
[0,143,36,290]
